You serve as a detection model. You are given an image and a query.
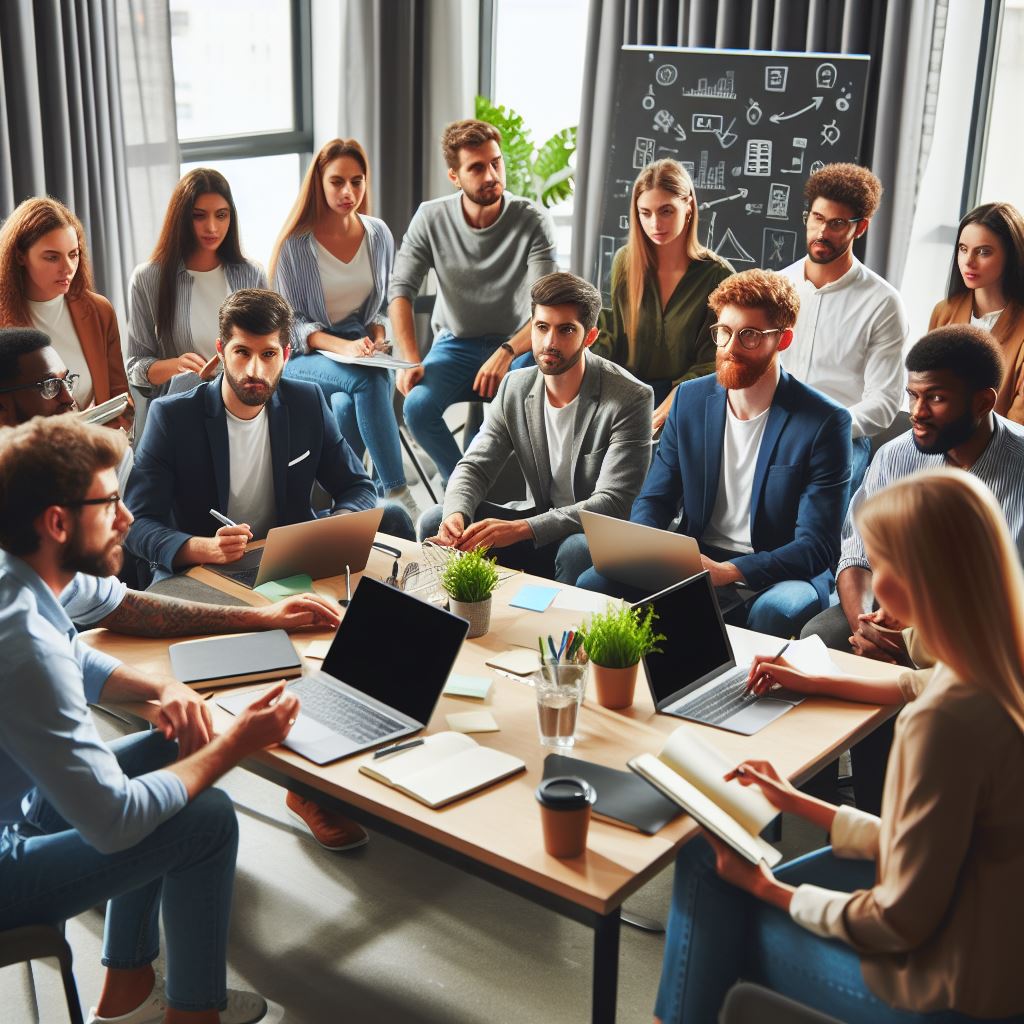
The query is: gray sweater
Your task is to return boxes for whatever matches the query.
[388,192,557,339]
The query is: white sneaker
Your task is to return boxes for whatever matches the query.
[87,972,268,1024]
[387,484,424,524]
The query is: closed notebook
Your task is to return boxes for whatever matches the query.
[168,629,302,690]
[359,731,525,808]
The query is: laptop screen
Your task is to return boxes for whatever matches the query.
[636,572,736,704]
[322,577,469,724]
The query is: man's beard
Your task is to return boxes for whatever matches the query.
[716,349,773,390]
[537,345,585,376]
[912,408,978,454]
[224,367,281,407]
[60,525,124,578]
[463,182,503,207]
[806,235,852,265]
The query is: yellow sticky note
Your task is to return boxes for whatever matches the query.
[304,640,332,660]
[446,711,500,734]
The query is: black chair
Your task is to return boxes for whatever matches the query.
[719,981,842,1023]
[0,923,84,1024]
[869,410,912,460]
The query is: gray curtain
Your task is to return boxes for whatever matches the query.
[0,0,179,319]
[573,0,946,286]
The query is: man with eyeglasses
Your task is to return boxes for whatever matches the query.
[779,163,908,495]
[577,269,852,639]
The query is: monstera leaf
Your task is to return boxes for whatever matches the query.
[534,126,577,207]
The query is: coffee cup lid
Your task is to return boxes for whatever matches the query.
[536,775,596,810]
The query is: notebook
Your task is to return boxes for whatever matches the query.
[216,578,469,764]
[168,629,302,690]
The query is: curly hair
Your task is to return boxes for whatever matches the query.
[804,163,882,220]
[441,119,502,170]
[905,324,1005,393]
[707,269,800,328]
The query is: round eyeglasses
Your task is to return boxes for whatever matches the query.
[0,373,79,400]
[803,210,863,233]
[709,324,784,350]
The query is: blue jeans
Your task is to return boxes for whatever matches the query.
[284,351,405,493]
[657,838,1016,1024]
[403,331,508,483]
[418,503,593,585]
[1,731,239,1013]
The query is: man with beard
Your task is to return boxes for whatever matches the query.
[0,415,295,1023]
[389,119,558,484]
[420,272,653,583]
[577,269,852,639]
[778,163,907,495]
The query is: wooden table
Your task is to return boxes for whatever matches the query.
[84,539,901,1024]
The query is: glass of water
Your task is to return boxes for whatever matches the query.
[534,663,588,749]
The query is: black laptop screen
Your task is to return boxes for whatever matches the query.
[322,577,470,724]
[637,572,735,703]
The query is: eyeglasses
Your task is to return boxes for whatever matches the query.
[64,493,122,510]
[802,211,863,233]
[709,324,784,350]
[0,373,79,400]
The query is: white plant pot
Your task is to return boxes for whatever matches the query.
[449,596,492,638]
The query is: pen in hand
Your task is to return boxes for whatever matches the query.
[209,508,238,529]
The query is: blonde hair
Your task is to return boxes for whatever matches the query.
[623,159,710,366]
[857,469,1024,731]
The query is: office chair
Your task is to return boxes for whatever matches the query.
[0,923,84,1024]
[719,981,842,1023]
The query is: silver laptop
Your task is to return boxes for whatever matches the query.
[206,506,384,589]
[637,572,804,736]
[217,577,470,764]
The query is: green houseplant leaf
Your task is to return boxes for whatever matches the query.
[440,547,501,604]
[578,604,665,669]
[534,126,577,207]
[474,95,536,200]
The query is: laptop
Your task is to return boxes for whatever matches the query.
[216,576,470,764]
[636,572,804,736]
[206,506,384,589]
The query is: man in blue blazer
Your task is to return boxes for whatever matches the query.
[578,269,852,638]
[126,289,412,580]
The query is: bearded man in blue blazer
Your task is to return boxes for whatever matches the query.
[577,269,852,639]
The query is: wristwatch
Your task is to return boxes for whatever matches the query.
[499,342,515,358]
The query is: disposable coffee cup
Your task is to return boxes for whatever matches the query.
[536,775,597,858]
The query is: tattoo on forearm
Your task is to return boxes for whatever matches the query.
[100,591,260,638]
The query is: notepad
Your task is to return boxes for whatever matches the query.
[485,648,540,676]
[168,629,302,690]
[509,584,560,612]
[303,639,332,660]
[446,710,499,733]
[253,574,314,600]
[443,674,492,699]
[359,731,524,807]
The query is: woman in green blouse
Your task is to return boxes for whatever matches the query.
[595,159,733,432]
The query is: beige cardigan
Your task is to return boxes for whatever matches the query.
[791,666,1024,1016]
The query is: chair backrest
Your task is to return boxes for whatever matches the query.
[869,410,912,460]
[719,982,842,1024]
[0,924,84,1024]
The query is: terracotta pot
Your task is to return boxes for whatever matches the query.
[590,661,639,710]
[449,596,492,638]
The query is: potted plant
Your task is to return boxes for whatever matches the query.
[440,547,501,638]
[577,604,665,710]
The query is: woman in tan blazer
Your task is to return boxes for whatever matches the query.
[655,470,1024,1023]
[929,202,1024,424]
[0,197,130,426]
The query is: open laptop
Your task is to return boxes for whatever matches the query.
[636,572,804,736]
[206,506,384,589]
[216,576,469,764]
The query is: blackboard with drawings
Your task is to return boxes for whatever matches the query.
[595,46,871,302]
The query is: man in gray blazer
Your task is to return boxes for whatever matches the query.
[420,272,653,583]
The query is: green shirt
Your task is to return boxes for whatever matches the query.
[594,247,733,385]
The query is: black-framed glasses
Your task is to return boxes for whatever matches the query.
[0,373,79,400]
[802,210,863,233]
[64,493,122,510]
[709,324,783,350]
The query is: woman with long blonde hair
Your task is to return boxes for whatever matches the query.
[595,159,733,432]
[270,138,417,519]
[654,469,1024,1023]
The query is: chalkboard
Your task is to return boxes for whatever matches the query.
[595,46,871,301]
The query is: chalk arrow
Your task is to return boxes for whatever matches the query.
[769,96,824,124]
[698,188,748,210]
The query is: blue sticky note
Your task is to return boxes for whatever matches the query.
[509,584,560,612]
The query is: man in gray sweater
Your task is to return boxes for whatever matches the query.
[389,119,558,483]
[420,272,654,584]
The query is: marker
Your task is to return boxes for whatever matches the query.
[209,508,237,529]
[373,737,425,759]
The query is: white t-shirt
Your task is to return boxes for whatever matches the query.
[29,296,94,407]
[316,237,374,326]
[544,392,578,509]
[971,309,1003,332]
[224,406,276,540]
[701,401,771,554]
[187,265,229,359]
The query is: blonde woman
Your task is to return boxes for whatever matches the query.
[595,159,733,432]
[655,470,1024,1023]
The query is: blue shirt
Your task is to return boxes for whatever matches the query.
[0,552,187,853]
[60,572,127,627]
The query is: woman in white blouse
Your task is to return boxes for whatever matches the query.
[126,168,267,398]
[0,197,130,426]
[270,138,417,518]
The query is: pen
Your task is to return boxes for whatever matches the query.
[373,737,425,759]
[345,564,351,605]
[209,508,237,529]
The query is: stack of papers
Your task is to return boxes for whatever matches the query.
[78,393,130,426]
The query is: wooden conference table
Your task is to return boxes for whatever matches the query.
[84,538,901,1024]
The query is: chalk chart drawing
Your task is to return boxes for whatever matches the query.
[715,227,756,263]
[769,96,823,124]
[836,85,852,112]
[780,147,805,174]
[762,227,798,268]
[744,139,773,176]
[618,215,630,230]
[765,66,789,92]
[793,137,808,148]
[810,160,825,174]
[642,86,655,110]
[746,99,763,125]
[766,183,791,219]
[820,120,841,146]
[690,150,726,191]
[655,146,680,158]
[693,113,724,133]
[698,188,748,211]
[816,63,837,89]
[682,71,735,99]
[633,137,656,169]
[744,203,765,215]
[715,117,739,148]
[654,109,676,133]
[656,64,678,86]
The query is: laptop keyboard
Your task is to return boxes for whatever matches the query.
[221,566,260,588]
[676,668,757,726]
[290,676,404,743]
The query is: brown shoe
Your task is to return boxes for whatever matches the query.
[285,792,369,851]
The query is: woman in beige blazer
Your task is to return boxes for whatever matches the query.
[930,202,1024,425]
[0,197,130,426]
[655,469,1024,1023]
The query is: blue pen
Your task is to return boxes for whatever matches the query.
[556,630,568,661]
[547,636,560,663]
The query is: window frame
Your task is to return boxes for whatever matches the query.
[961,0,1004,212]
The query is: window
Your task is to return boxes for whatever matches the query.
[169,0,312,268]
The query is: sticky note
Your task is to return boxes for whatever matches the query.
[254,574,314,600]
[485,649,541,676]
[443,674,492,699]
[446,710,499,733]
[509,584,560,612]
[304,640,332,660]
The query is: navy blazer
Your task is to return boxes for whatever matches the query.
[632,369,852,606]
[125,378,377,573]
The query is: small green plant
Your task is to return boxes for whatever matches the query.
[440,548,500,603]
[578,604,665,669]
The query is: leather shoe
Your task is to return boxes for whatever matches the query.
[285,791,369,851]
